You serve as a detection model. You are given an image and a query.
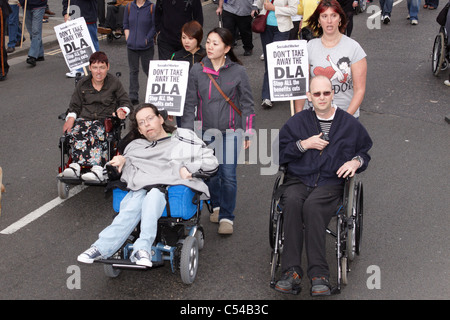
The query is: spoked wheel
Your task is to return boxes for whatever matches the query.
[432,32,446,76]
[270,211,283,288]
[269,174,283,249]
[346,177,357,261]
[180,236,198,284]
[355,182,364,255]
[336,215,349,287]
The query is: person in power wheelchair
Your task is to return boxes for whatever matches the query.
[61,51,132,182]
[274,75,372,296]
[77,104,218,268]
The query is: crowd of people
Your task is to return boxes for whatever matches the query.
[0,0,447,296]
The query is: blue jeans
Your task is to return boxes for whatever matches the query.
[203,130,243,222]
[407,0,421,20]
[93,189,166,258]
[260,25,290,100]
[379,0,394,16]
[7,5,21,48]
[25,6,45,59]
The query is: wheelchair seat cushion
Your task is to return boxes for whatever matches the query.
[112,185,199,219]
[162,185,198,220]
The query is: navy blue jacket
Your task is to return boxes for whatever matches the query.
[155,0,203,48]
[278,107,373,187]
[62,0,97,24]
[123,0,155,50]
[19,0,47,9]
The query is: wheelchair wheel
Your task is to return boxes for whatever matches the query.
[336,214,349,287]
[57,179,69,199]
[354,182,364,255]
[104,264,121,278]
[270,210,283,288]
[432,32,446,76]
[180,236,198,284]
[346,177,357,262]
[269,173,284,249]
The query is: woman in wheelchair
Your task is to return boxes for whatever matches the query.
[77,104,218,267]
[274,76,372,296]
[61,51,132,182]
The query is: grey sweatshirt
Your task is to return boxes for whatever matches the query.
[120,128,218,196]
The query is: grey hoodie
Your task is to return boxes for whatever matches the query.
[120,128,218,196]
[181,56,255,134]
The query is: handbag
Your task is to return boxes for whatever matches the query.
[200,62,242,117]
[251,0,274,33]
[436,1,450,26]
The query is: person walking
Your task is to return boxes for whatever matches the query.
[123,0,156,105]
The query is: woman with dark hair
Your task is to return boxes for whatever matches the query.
[181,27,255,235]
[170,20,205,67]
[294,0,367,118]
[77,103,218,267]
[62,51,132,182]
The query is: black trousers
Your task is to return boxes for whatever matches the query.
[0,7,9,79]
[222,10,253,51]
[280,181,343,280]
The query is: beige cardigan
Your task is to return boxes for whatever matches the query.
[253,0,298,32]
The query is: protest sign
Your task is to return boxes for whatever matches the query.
[266,40,309,101]
[54,17,96,72]
[145,60,190,116]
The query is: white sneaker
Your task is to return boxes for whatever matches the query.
[132,250,152,267]
[62,163,81,178]
[81,165,105,182]
[261,99,273,109]
[66,70,84,78]
[260,54,264,61]
[383,16,390,24]
[444,80,450,87]
[77,247,102,264]
[411,19,418,25]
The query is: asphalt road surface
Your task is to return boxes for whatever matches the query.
[0,0,449,305]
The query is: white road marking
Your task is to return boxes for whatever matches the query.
[0,185,87,235]
[368,0,404,19]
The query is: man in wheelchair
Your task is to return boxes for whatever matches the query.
[77,104,218,267]
[61,51,132,182]
[274,76,372,295]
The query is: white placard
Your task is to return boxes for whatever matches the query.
[54,17,96,72]
[266,40,309,101]
[145,60,190,116]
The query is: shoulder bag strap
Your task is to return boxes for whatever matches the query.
[200,62,242,117]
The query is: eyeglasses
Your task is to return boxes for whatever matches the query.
[311,91,332,97]
[137,115,155,127]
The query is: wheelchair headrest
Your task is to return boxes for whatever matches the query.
[158,109,168,121]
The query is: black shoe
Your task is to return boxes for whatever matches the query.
[310,276,332,296]
[26,56,36,67]
[0,74,7,81]
[244,49,253,56]
[274,268,302,294]
[36,56,45,62]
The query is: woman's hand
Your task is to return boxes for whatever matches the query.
[63,117,75,133]
[264,0,275,11]
[114,108,127,120]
